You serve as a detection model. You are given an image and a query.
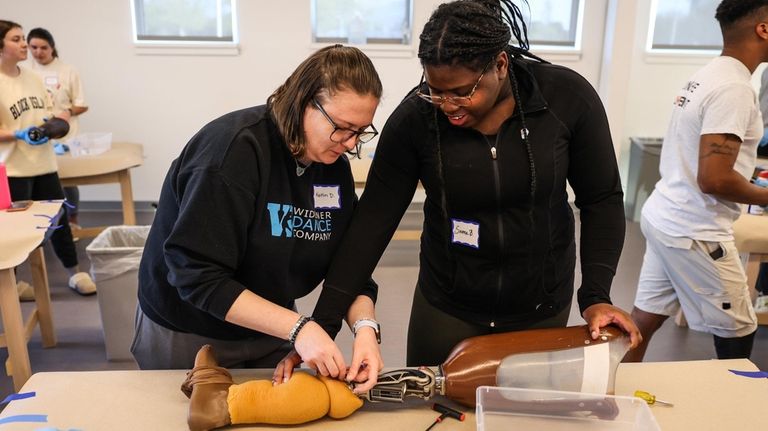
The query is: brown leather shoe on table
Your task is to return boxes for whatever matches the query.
[181,345,234,431]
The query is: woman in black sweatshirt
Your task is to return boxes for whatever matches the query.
[134,45,383,393]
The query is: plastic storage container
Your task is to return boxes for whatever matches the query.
[476,386,660,431]
[67,132,112,157]
[86,225,150,360]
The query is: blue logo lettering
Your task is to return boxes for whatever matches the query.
[267,203,293,237]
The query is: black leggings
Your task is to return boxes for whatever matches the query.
[9,172,78,269]
[714,331,756,360]
[406,285,571,366]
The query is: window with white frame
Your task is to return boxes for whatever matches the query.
[131,0,238,44]
[648,0,721,51]
[523,0,582,49]
[312,0,412,45]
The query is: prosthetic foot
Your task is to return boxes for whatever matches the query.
[181,345,234,431]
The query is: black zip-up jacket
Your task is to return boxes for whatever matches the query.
[138,105,376,340]
[314,56,624,335]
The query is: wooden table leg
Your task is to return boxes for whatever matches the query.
[0,268,33,391]
[28,247,56,348]
[118,169,136,225]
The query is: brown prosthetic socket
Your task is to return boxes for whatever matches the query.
[440,325,628,407]
[181,344,234,431]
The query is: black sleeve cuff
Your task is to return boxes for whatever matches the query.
[311,284,357,339]
[577,264,615,314]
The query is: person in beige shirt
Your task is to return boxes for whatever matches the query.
[0,20,95,297]
[27,27,88,228]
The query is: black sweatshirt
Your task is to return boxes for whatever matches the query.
[138,105,376,341]
[314,56,624,336]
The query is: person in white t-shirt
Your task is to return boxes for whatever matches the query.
[624,0,768,362]
[27,27,87,228]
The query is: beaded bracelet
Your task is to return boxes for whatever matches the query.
[288,315,313,345]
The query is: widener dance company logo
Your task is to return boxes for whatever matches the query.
[266,203,333,240]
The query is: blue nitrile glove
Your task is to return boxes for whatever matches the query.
[53,142,69,155]
[14,127,49,146]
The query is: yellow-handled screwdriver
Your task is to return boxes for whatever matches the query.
[634,390,674,407]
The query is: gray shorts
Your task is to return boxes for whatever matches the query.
[635,216,757,337]
[130,306,292,370]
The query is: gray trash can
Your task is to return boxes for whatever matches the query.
[625,137,663,223]
[86,225,150,361]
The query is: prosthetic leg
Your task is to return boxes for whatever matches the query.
[362,324,630,408]
[182,325,629,429]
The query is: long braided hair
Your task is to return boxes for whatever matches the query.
[417,0,540,250]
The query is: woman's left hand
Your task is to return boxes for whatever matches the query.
[582,303,642,349]
[345,327,383,394]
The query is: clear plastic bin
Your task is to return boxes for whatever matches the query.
[476,386,660,431]
[67,132,112,157]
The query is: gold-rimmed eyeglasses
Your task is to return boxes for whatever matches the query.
[415,58,495,107]
[312,98,379,144]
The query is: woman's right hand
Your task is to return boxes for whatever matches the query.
[292,321,347,379]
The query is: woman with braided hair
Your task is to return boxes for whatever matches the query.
[301,0,641,384]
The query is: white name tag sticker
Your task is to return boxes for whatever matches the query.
[313,185,341,209]
[451,219,480,248]
[44,75,59,87]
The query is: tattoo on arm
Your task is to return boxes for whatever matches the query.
[700,137,739,160]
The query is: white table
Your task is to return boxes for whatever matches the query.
[0,201,60,390]
[0,359,765,430]
[732,214,768,325]
[615,358,768,430]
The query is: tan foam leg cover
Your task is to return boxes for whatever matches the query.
[318,375,364,419]
[228,372,330,425]
[184,345,364,428]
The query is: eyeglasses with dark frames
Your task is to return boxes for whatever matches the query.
[312,99,379,147]
[416,57,495,107]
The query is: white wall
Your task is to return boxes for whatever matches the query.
[617,0,714,166]
[6,0,433,201]
[6,0,744,203]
